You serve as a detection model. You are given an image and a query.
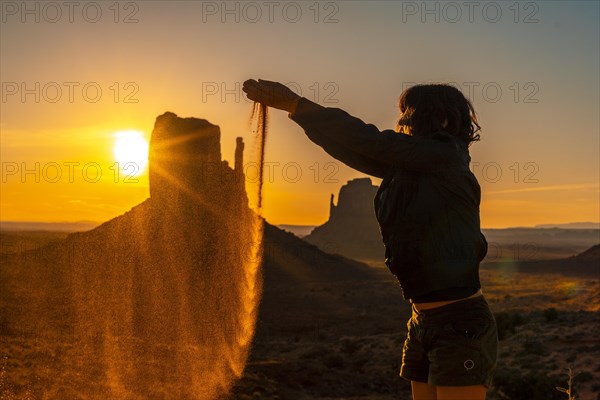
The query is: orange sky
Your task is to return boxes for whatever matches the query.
[1,2,598,229]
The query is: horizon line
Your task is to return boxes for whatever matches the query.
[1,219,599,232]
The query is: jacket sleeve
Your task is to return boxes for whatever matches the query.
[288,97,459,174]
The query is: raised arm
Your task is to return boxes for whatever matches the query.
[288,98,391,178]
[289,97,461,174]
[242,79,462,176]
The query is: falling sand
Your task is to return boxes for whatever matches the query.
[248,101,269,211]
[0,112,266,399]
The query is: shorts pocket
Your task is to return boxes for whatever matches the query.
[428,316,496,386]
[442,315,494,349]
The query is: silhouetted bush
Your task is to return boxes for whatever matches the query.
[543,307,559,322]
[340,338,359,355]
[492,368,563,400]
[323,353,345,369]
[576,371,593,383]
[300,346,326,360]
[494,311,525,340]
[351,356,368,372]
[0,315,11,336]
[521,337,547,356]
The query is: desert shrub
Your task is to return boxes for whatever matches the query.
[340,338,359,355]
[555,367,581,400]
[323,353,345,369]
[494,311,525,340]
[0,314,10,336]
[492,368,563,400]
[522,337,546,356]
[298,375,317,388]
[351,356,368,372]
[393,335,405,345]
[517,357,543,370]
[512,311,525,325]
[576,371,593,383]
[543,307,559,322]
[564,331,584,341]
[300,345,326,360]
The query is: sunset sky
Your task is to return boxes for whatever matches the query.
[1,1,598,228]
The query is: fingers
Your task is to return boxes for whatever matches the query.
[243,78,279,90]
[243,78,297,110]
[243,78,277,103]
[258,79,280,86]
[242,79,257,94]
[243,79,258,88]
[242,79,263,102]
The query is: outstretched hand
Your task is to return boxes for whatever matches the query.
[242,79,301,113]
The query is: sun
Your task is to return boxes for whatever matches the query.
[112,130,149,176]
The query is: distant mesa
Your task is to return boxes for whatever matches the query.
[301,178,600,265]
[304,177,385,261]
[149,111,246,210]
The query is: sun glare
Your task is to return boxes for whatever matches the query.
[113,130,149,176]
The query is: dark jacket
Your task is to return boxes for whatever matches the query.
[289,97,488,300]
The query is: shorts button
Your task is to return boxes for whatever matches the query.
[464,359,475,370]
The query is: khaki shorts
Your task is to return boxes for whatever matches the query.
[399,294,498,387]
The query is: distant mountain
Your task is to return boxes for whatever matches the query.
[534,222,600,229]
[570,243,600,262]
[481,227,600,261]
[275,224,317,238]
[0,220,99,232]
[486,243,600,277]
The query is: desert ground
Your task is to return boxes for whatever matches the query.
[1,231,599,400]
[229,258,600,400]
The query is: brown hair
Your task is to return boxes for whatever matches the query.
[396,84,482,147]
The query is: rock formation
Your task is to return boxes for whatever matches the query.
[149,112,246,213]
[3,112,260,399]
[1,112,384,400]
[305,177,385,261]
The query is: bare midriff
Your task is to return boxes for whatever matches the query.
[412,289,483,312]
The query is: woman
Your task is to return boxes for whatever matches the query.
[242,79,498,400]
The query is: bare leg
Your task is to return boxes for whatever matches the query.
[411,381,437,400]
[437,385,487,400]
